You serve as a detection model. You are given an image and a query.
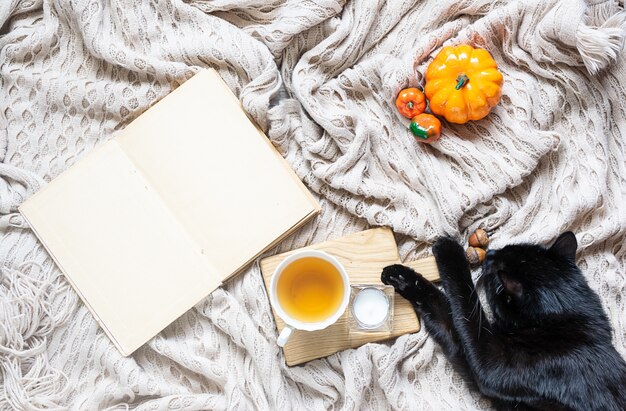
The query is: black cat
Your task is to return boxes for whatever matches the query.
[381,232,626,411]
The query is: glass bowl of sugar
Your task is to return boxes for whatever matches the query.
[348,284,394,333]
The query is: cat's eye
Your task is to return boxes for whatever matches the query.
[498,271,523,297]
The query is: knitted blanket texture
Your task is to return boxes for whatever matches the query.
[1,0,625,409]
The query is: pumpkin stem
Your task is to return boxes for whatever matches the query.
[455,74,469,90]
[407,101,414,109]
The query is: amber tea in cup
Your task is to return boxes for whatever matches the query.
[269,250,350,347]
[276,256,345,322]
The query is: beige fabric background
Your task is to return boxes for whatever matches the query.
[1,0,625,409]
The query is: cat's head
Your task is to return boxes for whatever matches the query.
[481,232,583,327]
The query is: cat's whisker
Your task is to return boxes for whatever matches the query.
[469,289,480,316]
[466,282,488,340]
[473,299,482,338]
[470,298,478,317]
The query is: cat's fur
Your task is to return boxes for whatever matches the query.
[381,232,626,411]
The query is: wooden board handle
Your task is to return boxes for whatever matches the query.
[403,256,440,282]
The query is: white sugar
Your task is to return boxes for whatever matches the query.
[352,288,389,327]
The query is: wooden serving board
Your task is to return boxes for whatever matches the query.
[260,227,439,366]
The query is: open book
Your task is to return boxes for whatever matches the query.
[19,69,320,356]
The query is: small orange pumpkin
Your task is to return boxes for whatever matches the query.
[409,113,441,144]
[395,88,426,118]
[424,45,503,124]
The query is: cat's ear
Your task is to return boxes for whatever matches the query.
[549,231,577,261]
[499,272,523,297]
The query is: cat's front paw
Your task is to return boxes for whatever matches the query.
[381,264,427,302]
[432,237,472,287]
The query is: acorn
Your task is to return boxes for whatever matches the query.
[466,246,486,265]
[468,229,489,249]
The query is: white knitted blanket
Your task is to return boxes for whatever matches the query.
[1,0,626,409]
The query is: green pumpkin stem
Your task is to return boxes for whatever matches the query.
[407,101,414,109]
[410,122,428,140]
[455,74,469,90]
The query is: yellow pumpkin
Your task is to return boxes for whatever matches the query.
[424,45,503,124]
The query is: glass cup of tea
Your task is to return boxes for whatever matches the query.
[268,250,350,347]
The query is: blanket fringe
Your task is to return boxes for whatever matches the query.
[0,163,44,215]
[576,1,626,75]
[0,262,75,411]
